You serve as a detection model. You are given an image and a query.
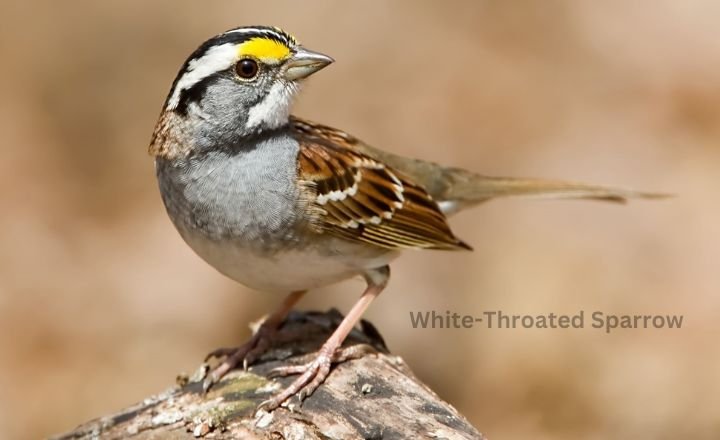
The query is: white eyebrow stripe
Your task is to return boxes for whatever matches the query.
[167,43,237,110]
[223,28,261,35]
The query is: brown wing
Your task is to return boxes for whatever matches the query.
[294,121,469,251]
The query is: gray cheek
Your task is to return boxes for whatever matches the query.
[190,79,256,143]
[189,72,279,147]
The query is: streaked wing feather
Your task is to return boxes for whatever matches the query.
[296,134,468,251]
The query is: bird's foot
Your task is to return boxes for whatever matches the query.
[258,343,376,411]
[202,319,280,392]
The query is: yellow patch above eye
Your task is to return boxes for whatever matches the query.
[237,37,291,62]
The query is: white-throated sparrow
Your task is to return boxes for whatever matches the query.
[149,26,663,410]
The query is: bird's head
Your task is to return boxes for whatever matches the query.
[153,26,333,155]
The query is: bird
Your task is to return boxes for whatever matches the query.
[148,25,664,411]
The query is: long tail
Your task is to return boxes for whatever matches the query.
[428,167,669,215]
[353,143,669,216]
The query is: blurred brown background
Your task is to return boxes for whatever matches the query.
[1,1,717,439]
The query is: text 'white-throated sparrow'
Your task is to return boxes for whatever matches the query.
[149,26,664,411]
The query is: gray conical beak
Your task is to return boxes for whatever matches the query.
[284,47,334,81]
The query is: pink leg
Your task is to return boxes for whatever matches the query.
[203,290,306,391]
[259,266,390,411]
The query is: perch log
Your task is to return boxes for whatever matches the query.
[53,309,484,439]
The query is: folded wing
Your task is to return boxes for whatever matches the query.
[296,134,469,251]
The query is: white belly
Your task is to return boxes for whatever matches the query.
[180,227,399,292]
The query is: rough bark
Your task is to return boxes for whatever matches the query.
[53,310,484,440]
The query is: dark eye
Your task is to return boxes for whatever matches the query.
[236,58,259,79]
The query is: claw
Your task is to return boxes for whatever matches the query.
[259,352,330,410]
[202,371,219,393]
[259,344,375,411]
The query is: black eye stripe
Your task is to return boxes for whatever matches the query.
[175,76,213,116]
[174,70,229,115]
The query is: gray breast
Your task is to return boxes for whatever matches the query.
[155,133,303,252]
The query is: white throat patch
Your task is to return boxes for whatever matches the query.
[246,81,298,130]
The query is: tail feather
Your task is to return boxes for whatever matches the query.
[434,167,670,215]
